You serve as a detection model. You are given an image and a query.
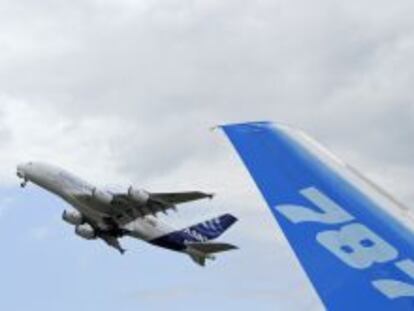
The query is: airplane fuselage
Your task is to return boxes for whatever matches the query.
[16,161,238,265]
[17,162,191,253]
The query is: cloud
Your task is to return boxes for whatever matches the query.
[0,95,131,185]
[0,0,413,180]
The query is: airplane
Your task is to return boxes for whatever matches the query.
[221,121,414,310]
[16,162,238,266]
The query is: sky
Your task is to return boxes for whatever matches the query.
[1,0,414,310]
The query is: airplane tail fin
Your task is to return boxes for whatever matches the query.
[184,214,238,266]
[149,213,238,265]
[221,121,414,310]
[186,242,238,266]
[184,213,238,241]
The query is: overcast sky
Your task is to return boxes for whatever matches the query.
[1,0,414,310]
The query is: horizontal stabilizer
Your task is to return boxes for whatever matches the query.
[186,242,238,267]
[186,242,238,254]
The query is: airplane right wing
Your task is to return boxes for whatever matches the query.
[222,121,414,310]
[108,190,214,222]
[150,191,214,205]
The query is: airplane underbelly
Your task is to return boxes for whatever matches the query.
[123,217,174,242]
[65,194,175,241]
[65,197,108,227]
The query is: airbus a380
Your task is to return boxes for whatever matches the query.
[16,162,237,266]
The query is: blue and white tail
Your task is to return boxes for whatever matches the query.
[184,214,238,266]
[150,214,238,266]
[222,121,414,310]
[184,214,238,242]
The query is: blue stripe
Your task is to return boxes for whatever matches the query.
[151,214,237,252]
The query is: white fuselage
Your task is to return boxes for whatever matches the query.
[16,161,238,266]
[16,162,176,243]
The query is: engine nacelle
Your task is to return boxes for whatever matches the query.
[75,223,96,240]
[62,209,83,226]
[92,187,113,205]
[128,187,150,205]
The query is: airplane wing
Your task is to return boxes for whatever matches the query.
[222,121,414,310]
[110,190,213,220]
[150,191,214,205]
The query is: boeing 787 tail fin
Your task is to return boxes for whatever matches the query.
[222,121,414,310]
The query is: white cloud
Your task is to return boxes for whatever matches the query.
[0,94,136,185]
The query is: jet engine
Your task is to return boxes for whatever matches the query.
[62,209,83,226]
[128,187,150,205]
[75,223,96,240]
[92,187,113,205]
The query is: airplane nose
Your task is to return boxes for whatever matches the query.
[16,164,26,178]
[17,162,33,178]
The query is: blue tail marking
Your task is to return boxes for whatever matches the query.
[185,214,237,241]
[151,214,237,251]
[222,121,414,310]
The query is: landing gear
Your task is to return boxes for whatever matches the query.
[17,170,28,188]
[113,242,127,255]
[20,179,28,188]
[101,235,126,255]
